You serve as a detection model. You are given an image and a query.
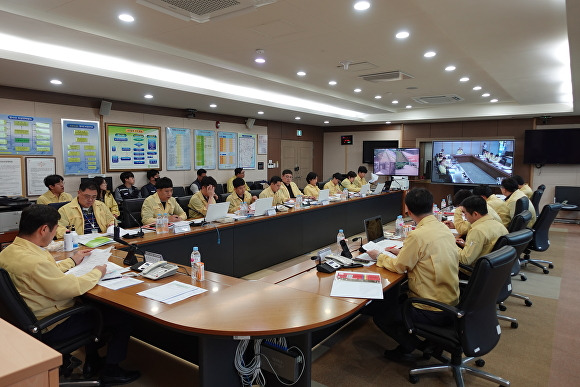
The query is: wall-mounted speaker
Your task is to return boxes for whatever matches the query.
[99,100,112,116]
[245,118,255,129]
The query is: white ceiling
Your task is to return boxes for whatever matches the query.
[0,0,578,126]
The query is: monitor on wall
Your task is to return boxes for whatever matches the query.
[362,140,399,164]
[524,129,580,165]
[373,148,420,176]
[431,139,514,185]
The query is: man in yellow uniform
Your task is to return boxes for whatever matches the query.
[259,176,286,206]
[353,166,368,189]
[514,175,533,199]
[443,189,502,235]
[341,171,360,192]
[188,176,217,219]
[455,196,508,267]
[366,188,459,362]
[226,168,250,193]
[57,181,116,238]
[473,185,511,228]
[141,177,187,224]
[0,205,139,384]
[279,169,303,199]
[323,173,343,195]
[303,172,321,199]
[226,177,257,212]
[501,177,536,227]
[36,174,73,205]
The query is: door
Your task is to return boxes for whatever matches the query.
[281,140,313,189]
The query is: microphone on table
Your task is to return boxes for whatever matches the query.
[352,237,365,253]
[123,212,144,238]
[113,226,144,266]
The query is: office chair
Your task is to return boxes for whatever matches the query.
[508,209,531,233]
[530,188,544,214]
[537,184,546,191]
[177,195,192,215]
[121,198,145,228]
[514,196,529,216]
[522,203,563,274]
[403,246,516,387]
[48,201,70,210]
[215,184,225,195]
[0,268,102,386]
[172,186,186,197]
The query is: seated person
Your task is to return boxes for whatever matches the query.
[189,168,206,194]
[438,160,447,175]
[226,168,250,193]
[140,169,159,198]
[456,147,464,155]
[303,172,321,199]
[113,171,141,204]
[188,176,217,219]
[353,166,368,189]
[279,169,303,200]
[341,171,360,192]
[226,177,257,213]
[501,177,536,227]
[36,174,73,205]
[0,205,140,385]
[366,188,459,362]
[443,189,502,235]
[57,181,116,238]
[473,185,511,228]
[455,196,508,267]
[513,174,533,199]
[141,177,187,224]
[259,176,286,206]
[93,176,120,218]
[323,172,343,195]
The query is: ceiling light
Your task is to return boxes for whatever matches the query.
[354,1,371,11]
[459,77,470,82]
[295,116,301,120]
[254,49,265,64]
[406,105,412,109]
[374,95,382,99]
[209,104,217,108]
[473,86,482,90]
[445,65,456,71]
[396,31,409,39]
[50,79,62,85]
[324,120,330,124]
[385,121,391,124]
[354,88,362,93]
[424,51,436,58]
[257,111,264,115]
[297,71,306,76]
[118,14,134,22]
[392,100,399,104]
[328,80,337,86]
[144,94,153,99]
[490,99,498,103]
[482,93,491,97]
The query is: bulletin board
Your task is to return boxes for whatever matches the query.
[0,156,24,196]
[26,157,56,196]
[61,119,101,175]
[106,123,161,171]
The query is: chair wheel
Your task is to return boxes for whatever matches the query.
[511,321,518,329]
[409,375,419,384]
[525,300,532,307]
[520,275,527,281]
[475,359,485,367]
[549,264,554,269]
[543,269,550,274]
[498,304,507,311]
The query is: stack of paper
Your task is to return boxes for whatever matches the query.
[137,281,207,304]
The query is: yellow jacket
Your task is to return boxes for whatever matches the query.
[452,205,502,235]
[520,184,533,199]
[100,190,119,217]
[0,237,101,326]
[323,180,342,195]
[303,184,320,199]
[353,176,367,189]
[505,189,536,227]
[457,214,508,266]
[141,193,187,225]
[36,190,72,205]
[341,178,360,192]
[226,191,253,212]
[279,182,302,199]
[188,191,210,219]
[486,194,511,228]
[57,198,115,239]
[226,176,250,193]
[259,186,285,206]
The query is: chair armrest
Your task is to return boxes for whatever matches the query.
[36,304,103,337]
[402,297,463,334]
[459,263,473,273]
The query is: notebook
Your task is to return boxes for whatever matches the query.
[364,215,385,244]
[205,202,230,222]
[359,183,371,195]
[253,197,274,216]
[371,183,385,195]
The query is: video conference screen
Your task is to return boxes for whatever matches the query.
[431,139,514,185]
[373,148,419,176]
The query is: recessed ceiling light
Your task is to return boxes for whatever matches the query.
[255,58,265,64]
[354,1,371,11]
[424,51,436,58]
[445,65,456,72]
[295,116,301,120]
[324,120,330,124]
[473,86,482,90]
[209,104,217,108]
[118,14,134,22]
[255,49,265,63]
[385,121,391,124]
[257,111,264,115]
[490,99,498,103]
[50,79,62,85]
[354,88,362,93]
[396,31,409,39]
[406,105,412,109]
[144,94,153,99]
[482,93,491,97]
[297,71,306,76]
[392,100,399,104]
[328,80,337,86]
[459,77,470,82]
[374,95,382,99]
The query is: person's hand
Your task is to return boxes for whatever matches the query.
[386,246,400,256]
[207,185,215,196]
[169,215,181,222]
[455,238,465,248]
[71,249,93,265]
[443,220,454,229]
[94,264,107,278]
[252,196,258,202]
[367,249,380,260]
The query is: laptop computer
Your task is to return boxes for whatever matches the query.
[317,189,330,202]
[364,215,385,244]
[253,196,274,216]
[371,183,385,195]
[359,183,371,195]
[205,202,230,222]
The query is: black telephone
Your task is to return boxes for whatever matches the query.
[339,239,353,258]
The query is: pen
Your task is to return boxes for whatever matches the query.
[101,276,122,281]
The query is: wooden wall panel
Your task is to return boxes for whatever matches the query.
[462,120,498,137]
[430,122,463,138]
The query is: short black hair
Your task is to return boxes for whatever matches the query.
[234,167,244,175]
[332,172,343,180]
[461,196,488,216]
[358,166,368,174]
[501,177,518,193]
[120,171,134,182]
[347,171,357,178]
[201,176,217,188]
[44,174,63,188]
[155,177,173,189]
[306,172,318,183]
[19,205,60,236]
[282,169,293,176]
[473,185,492,198]
[79,180,98,192]
[269,176,282,184]
[404,188,433,216]
[197,168,207,176]
[513,174,524,186]
[147,169,159,179]
[232,177,246,188]
[453,189,473,206]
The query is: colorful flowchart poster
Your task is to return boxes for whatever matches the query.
[62,119,101,175]
[238,133,256,169]
[0,114,53,155]
[166,127,192,171]
[194,129,216,170]
[106,124,161,171]
[218,131,237,169]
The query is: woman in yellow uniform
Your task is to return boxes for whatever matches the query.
[303,172,321,199]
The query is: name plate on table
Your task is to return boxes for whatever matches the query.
[173,221,191,234]
[321,200,330,206]
[266,208,276,216]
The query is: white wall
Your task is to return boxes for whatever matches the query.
[1,98,268,198]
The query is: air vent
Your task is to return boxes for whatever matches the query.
[412,95,464,104]
[137,0,277,23]
[359,71,414,82]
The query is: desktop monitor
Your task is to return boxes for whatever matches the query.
[364,216,384,243]
[253,197,274,216]
[373,148,420,176]
[205,202,229,222]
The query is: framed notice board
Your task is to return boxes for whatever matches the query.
[106,123,161,171]
[0,156,24,196]
[26,157,56,196]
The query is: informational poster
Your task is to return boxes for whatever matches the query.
[238,133,256,169]
[218,131,237,169]
[194,129,216,170]
[106,123,161,171]
[26,157,56,196]
[0,114,53,155]
[0,156,23,196]
[166,127,192,171]
[62,119,101,175]
[258,134,268,155]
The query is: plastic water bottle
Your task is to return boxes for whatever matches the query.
[190,247,202,280]
[395,215,404,237]
[239,202,248,216]
[337,229,345,249]
[64,230,73,251]
[162,213,169,233]
[155,213,163,234]
[296,195,302,209]
[70,226,79,249]
[441,198,446,210]
[342,188,348,200]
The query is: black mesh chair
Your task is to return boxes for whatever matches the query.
[48,201,70,210]
[121,198,145,228]
[403,246,516,387]
[508,209,531,233]
[530,188,544,214]
[172,186,186,197]
[177,195,192,215]
[522,203,563,274]
[0,268,102,385]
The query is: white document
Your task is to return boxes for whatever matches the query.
[66,247,113,277]
[77,233,106,245]
[137,280,207,304]
[362,239,403,252]
[99,277,144,290]
[330,271,385,299]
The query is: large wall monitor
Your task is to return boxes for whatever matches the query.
[373,148,419,176]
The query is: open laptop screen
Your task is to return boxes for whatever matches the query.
[364,215,384,243]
